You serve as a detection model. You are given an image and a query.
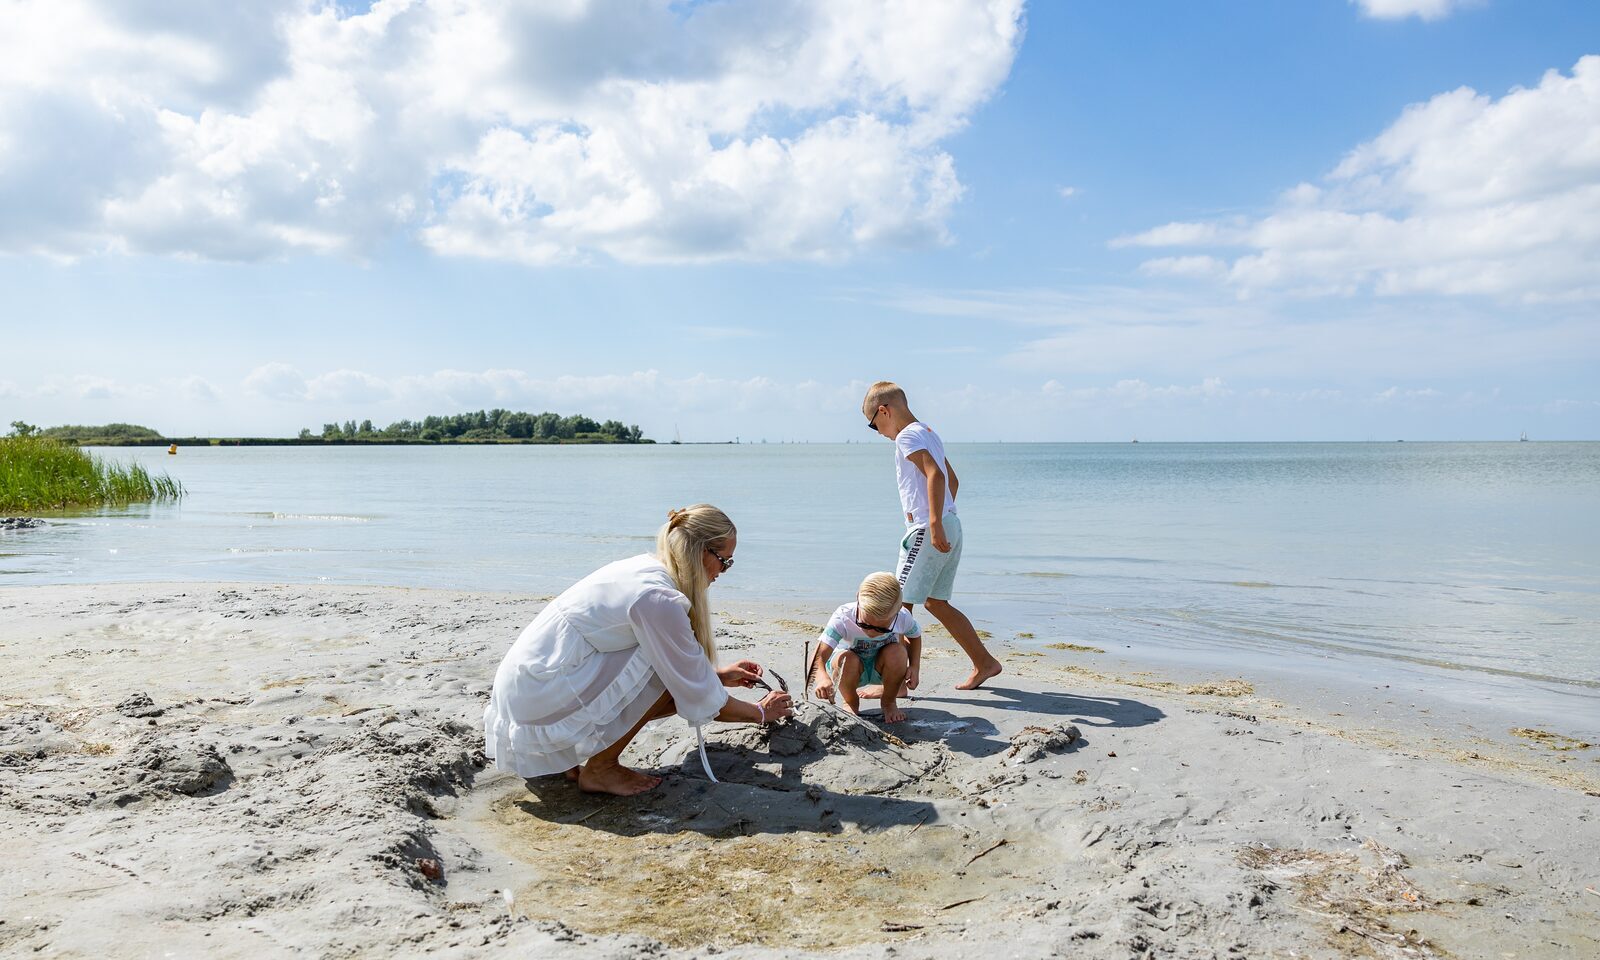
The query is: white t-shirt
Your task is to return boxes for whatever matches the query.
[894,421,956,526]
[818,602,921,656]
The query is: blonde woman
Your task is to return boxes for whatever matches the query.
[485,504,792,796]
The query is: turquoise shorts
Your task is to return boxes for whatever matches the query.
[826,643,898,686]
[897,513,963,604]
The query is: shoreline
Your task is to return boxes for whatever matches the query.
[3,581,1597,958]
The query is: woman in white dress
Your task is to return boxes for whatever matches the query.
[484,503,793,796]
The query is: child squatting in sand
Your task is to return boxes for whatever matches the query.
[808,572,921,723]
[863,380,1003,691]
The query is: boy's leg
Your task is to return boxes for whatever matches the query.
[923,597,1002,690]
[916,514,1001,690]
[875,642,910,723]
[836,651,864,715]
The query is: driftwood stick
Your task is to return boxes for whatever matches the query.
[964,838,1008,867]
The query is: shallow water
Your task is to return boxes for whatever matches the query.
[5,442,1597,720]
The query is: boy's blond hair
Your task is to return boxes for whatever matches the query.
[862,381,907,416]
[857,572,903,622]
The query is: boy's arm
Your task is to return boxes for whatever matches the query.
[907,449,951,552]
[945,457,958,499]
[809,640,837,700]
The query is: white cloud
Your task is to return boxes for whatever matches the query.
[242,362,309,401]
[174,376,220,404]
[1137,255,1229,280]
[877,283,1599,385]
[1373,386,1444,402]
[1352,0,1475,21]
[307,369,391,404]
[73,375,119,400]
[1057,185,1077,200]
[1122,57,1600,301]
[1111,221,1228,248]
[0,0,1024,264]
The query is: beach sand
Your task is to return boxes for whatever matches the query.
[3,582,1597,958]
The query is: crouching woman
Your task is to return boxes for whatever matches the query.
[484,504,791,796]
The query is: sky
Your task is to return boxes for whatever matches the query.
[2,0,1597,442]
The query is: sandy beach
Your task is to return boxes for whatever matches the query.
[3,582,1597,959]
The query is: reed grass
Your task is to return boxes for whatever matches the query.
[0,436,184,512]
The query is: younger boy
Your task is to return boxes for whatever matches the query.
[808,572,920,724]
[862,380,1002,691]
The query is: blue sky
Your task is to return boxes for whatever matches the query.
[2,0,1597,441]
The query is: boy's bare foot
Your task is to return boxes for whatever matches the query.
[881,701,907,723]
[577,762,661,796]
[956,659,1003,691]
[565,766,580,782]
[855,683,885,700]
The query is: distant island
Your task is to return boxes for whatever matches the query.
[19,410,651,446]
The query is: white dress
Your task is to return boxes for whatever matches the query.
[483,553,729,777]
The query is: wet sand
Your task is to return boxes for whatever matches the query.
[2,582,1597,958]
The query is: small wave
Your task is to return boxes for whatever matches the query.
[1016,571,1073,579]
[1230,580,1275,589]
[269,512,373,523]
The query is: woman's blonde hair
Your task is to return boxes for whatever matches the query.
[857,572,903,623]
[655,503,736,661]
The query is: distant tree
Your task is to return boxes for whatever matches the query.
[298,428,314,440]
[298,410,642,443]
[8,421,37,437]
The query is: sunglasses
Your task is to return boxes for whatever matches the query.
[854,618,892,636]
[866,405,883,432]
[706,546,734,571]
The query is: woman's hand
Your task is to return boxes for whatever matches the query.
[718,660,763,688]
[758,690,793,723]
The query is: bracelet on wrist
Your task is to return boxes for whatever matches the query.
[757,704,766,725]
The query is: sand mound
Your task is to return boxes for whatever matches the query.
[635,701,957,798]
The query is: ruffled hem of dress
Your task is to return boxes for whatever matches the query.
[483,648,657,762]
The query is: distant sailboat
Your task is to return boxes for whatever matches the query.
[672,424,682,445]
[1519,431,1529,442]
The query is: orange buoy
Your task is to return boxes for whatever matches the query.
[167,444,177,455]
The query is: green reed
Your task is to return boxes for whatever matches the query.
[0,436,184,512]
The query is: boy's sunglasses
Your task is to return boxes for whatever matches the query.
[866,404,884,431]
[855,618,892,636]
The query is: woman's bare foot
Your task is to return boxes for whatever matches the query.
[577,762,661,796]
[956,658,1003,691]
[881,700,907,723]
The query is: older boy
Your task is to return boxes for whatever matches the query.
[862,381,1002,691]
[809,572,920,723]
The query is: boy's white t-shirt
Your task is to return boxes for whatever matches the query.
[894,421,956,526]
[818,603,921,656]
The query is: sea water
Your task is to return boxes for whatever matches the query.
[6,442,1597,727]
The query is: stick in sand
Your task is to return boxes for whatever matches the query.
[964,838,1008,867]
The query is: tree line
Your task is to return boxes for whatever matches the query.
[298,409,646,443]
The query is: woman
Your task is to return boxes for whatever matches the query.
[484,504,792,796]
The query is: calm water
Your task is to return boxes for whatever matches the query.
[6,442,1598,716]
